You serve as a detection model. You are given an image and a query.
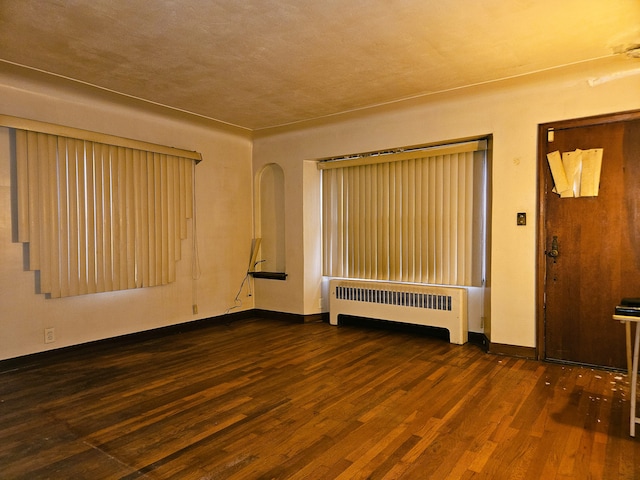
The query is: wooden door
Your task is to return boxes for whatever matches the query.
[538,111,640,369]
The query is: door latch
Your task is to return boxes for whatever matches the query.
[547,235,559,258]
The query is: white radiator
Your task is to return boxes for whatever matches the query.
[329,279,468,345]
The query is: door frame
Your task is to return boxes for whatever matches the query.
[536,109,640,361]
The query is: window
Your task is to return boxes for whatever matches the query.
[8,116,201,298]
[320,139,488,287]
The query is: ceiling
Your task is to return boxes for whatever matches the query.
[1,1,639,132]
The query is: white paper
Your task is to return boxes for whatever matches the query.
[579,148,603,197]
[547,148,603,198]
[562,150,583,198]
[547,151,570,194]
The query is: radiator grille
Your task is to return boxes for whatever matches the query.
[334,286,452,311]
[329,279,468,344]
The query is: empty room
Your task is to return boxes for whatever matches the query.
[1,1,640,478]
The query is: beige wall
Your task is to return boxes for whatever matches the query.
[252,56,640,348]
[2,55,639,361]
[0,69,254,360]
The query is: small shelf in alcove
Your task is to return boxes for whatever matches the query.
[250,271,288,280]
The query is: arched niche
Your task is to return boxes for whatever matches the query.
[254,163,286,278]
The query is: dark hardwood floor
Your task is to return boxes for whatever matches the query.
[0,316,638,479]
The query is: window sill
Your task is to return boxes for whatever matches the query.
[250,272,288,281]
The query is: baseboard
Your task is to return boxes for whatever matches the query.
[252,309,327,324]
[0,309,330,371]
[0,310,253,372]
[468,332,489,352]
[0,310,536,371]
[488,342,537,359]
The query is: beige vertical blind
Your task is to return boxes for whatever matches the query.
[320,140,486,286]
[15,128,197,298]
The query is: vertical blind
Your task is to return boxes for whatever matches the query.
[15,128,198,298]
[320,140,487,286]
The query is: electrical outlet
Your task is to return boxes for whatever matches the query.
[44,327,55,344]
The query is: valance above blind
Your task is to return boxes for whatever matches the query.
[14,126,199,298]
[318,140,486,170]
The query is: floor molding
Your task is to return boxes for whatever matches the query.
[488,341,537,359]
[0,310,329,371]
[1,310,536,371]
[468,331,489,352]
[0,310,250,372]
[252,309,327,324]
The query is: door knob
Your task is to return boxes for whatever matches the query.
[547,235,559,258]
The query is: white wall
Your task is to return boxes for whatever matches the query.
[2,56,639,360]
[0,69,254,361]
[252,56,640,347]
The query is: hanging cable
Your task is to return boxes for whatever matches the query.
[225,259,265,314]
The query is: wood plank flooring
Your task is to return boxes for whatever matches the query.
[0,316,638,479]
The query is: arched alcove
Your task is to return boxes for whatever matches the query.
[254,163,286,278]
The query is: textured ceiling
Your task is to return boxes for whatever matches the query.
[1,0,639,131]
